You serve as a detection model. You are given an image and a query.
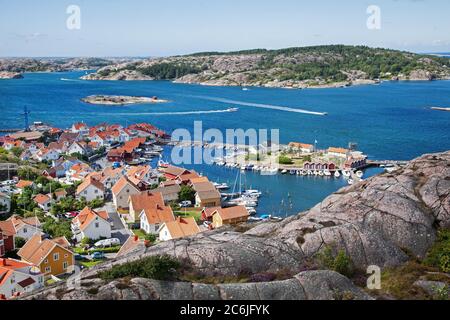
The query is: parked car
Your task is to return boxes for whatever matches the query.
[91,252,105,260]
[74,254,87,261]
[94,238,120,248]
[203,221,212,228]
[179,200,192,208]
[65,211,79,219]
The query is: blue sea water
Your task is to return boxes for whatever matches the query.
[0,71,449,216]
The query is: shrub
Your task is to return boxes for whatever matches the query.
[424,229,450,273]
[144,233,157,243]
[278,155,293,165]
[15,236,27,248]
[99,255,181,281]
[316,246,354,277]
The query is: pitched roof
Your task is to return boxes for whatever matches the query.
[76,177,105,194]
[0,220,15,237]
[54,189,67,197]
[289,142,314,149]
[202,206,222,219]
[213,206,249,221]
[192,181,217,192]
[328,147,349,154]
[116,235,145,258]
[33,194,51,205]
[16,180,33,189]
[0,259,35,287]
[8,215,41,230]
[150,184,181,197]
[111,176,139,196]
[127,165,152,185]
[17,234,72,266]
[162,165,190,178]
[162,217,200,240]
[197,190,221,201]
[129,191,165,213]
[140,203,175,225]
[73,207,109,231]
[189,177,209,184]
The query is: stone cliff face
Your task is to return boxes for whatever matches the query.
[25,151,450,300]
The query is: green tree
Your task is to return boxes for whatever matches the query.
[178,185,196,203]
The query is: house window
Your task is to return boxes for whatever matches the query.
[95,222,99,228]
[53,253,59,261]
[44,259,48,264]
[94,190,98,194]
[45,266,51,273]
[23,227,28,233]
[63,261,68,269]
[64,254,68,258]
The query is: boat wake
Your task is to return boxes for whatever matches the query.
[186,95,328,116]
[97,108,238,116]
[60,78,80,82]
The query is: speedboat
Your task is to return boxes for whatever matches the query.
[281,169,288,174]
[334,171,341,178]
[244,190,262,197]
[227,107,239,112]
[356,171,364,178]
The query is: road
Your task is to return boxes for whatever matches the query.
[101,202,131,245]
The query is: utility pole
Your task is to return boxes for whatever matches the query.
[22,106,31,132]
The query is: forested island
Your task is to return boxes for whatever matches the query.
[81,45,450,89]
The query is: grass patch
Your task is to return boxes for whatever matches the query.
[175,210,201,222]
[423,229,450,273]
[132,229,147,239]
[99,255,181,281]
[80,260,104,268]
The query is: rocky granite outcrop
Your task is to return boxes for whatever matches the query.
[23,151,450,300]
[26,270,372,300]
[0,71,23,79]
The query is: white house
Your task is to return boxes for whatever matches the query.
[67,142,88,156]
[111,177,140,210]
[139,203,175,235]
[7,215,42,241]
[127,165,159,189]
[327,147,349,158]
[76,177,105,202]
[35,148,60,162]
[0,193,11,214]
[0,258,44,299]
[72,207,111,242]
[158,217,200,241]
[71,122,89,135]
[33,194,52,211]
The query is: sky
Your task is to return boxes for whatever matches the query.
[0,0,449,57]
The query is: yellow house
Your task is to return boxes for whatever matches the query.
[212,206,249,229]
[17,234,74,277]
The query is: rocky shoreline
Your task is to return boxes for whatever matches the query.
[0,71,23,79]
[81,95,168,105]
[22,151,450,300]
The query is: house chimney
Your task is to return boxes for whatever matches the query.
[1,258,6,266]
[134,235,139,242]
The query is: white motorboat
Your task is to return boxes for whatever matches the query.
[313,170,319,176]
[334,171,341,178]
[342,170,351,177]
[356,171,364,178]
[348,179,354,185]
[281,169,288,174]
[324,170,332,176]
[244,190,262,197]
[318,171,324,176]
[307,170,313,175]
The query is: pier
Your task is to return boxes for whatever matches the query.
[0,128,22,133]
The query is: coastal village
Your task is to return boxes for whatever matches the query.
[0,118,374,300]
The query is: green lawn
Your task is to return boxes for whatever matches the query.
[80,260,104,268]
[132,229,147,239]
[175,210,202,222]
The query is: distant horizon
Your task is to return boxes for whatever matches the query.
[2,1,450,57]
[1,44,450,59]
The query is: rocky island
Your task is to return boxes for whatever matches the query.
[81,45,450,89]
[0,71,23,79]
[23,151,450,300]
[81,95,168,105]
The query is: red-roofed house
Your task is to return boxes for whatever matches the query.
[158,217,201,241]
[0,258,44,299]
[33,194,52,211]
[211,206,249,228]
[76,177,105,202]
[112,177,140,210]
[0,220,16,256]
[71,122,89,134]
[72,207,111,242]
